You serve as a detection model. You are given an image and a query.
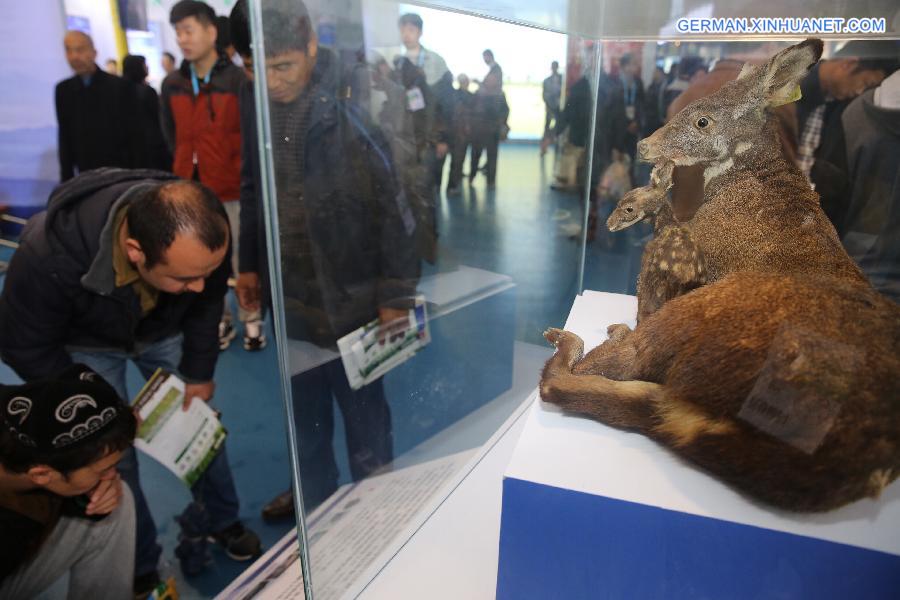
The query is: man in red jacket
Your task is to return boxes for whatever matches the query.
[161,0,264,352]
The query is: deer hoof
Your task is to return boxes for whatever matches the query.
[544,328,565,346]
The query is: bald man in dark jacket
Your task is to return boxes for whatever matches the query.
[55,31,142,181]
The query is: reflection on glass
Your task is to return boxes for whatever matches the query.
[245,0,900,596]
[250,1,597,597]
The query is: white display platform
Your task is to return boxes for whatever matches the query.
[496,292,900,599]
[217,338,550,600]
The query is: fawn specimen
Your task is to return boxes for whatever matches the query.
[607,163,708,323]
[541,39,900,511]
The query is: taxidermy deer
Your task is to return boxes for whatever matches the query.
[540,39,900,512]
[607,163,707,323]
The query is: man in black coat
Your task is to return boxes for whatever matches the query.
[55,31,143,181]
[801,41,899,227]
[0,168,260,594]
[609,53,645,168]
[831,69,900,302]
[231,2,419,519]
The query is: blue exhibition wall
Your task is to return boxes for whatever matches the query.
[0,4,70,222]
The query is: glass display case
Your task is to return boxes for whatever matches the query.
[240,0,900,597]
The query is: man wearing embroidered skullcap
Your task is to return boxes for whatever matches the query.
[0,364,137,599]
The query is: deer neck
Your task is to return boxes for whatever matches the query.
[701,117,797,200]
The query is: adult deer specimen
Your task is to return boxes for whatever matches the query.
[540,39,900,512]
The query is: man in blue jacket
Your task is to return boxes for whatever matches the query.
[0,168,260,595]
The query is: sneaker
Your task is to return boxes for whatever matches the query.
[133,571,162,599]
[144,577,178,600]
[218,320,236,351]
[174,533,212,576]
[243,321,267,351]
[208,522,262,561]
[261,489,295,522]
[175,501,212,576]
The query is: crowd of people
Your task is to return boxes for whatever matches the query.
[0,1,517,598]
[541,40,900,279]
[1,1,898,598]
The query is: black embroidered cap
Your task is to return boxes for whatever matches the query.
[0,365,127,451]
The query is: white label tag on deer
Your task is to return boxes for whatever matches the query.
[737,322,858,454]
[406,87,426,112]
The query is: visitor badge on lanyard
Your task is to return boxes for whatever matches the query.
[406,87,426,112]
[191,64,211,96]
[624,81,636,121]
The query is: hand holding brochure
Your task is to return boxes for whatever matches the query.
[337,295,430,391]
[132,369,226,486]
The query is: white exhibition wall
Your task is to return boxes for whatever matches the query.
[0,2,70,207]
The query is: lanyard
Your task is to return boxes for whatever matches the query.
[624,79,636,107]
[190,63,211,96]
[410,47,426,68]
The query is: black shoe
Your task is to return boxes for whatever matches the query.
[243,333,267,351]
[175,534,212,576]
[175,501,212,576]
[261,489,295,522]
[243,320,267,351]
[135,576,178,600]
[218,321,236,351]
[208,522,262,561]
[133,571,161,599]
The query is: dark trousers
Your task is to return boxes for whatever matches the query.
[431,147,448,192]
[544,103,559,138]
[71,335,241,578]
[471,129,500,185]
[291,359,393,512]
[448,135,471,189]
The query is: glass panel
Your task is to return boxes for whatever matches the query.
[250,1,599,597]
[247,0,899,596]
[410,1,900,39]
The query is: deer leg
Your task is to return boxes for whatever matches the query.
[569,326,638,380]
[540,370,664,431]
[541,328,585,380]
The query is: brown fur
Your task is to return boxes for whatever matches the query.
[640,39,864,285]
[543,272,900,512]
[607,162,707,323]
[543,40,900,512]
[635,203,707,322]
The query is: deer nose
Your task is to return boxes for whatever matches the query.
[638,140,651,159]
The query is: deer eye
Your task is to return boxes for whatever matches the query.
[696,116,710,129]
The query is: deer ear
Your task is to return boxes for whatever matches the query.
[736,61,755,80]
[760,38,823,107]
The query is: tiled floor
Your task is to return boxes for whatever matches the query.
[0,143,649,598]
